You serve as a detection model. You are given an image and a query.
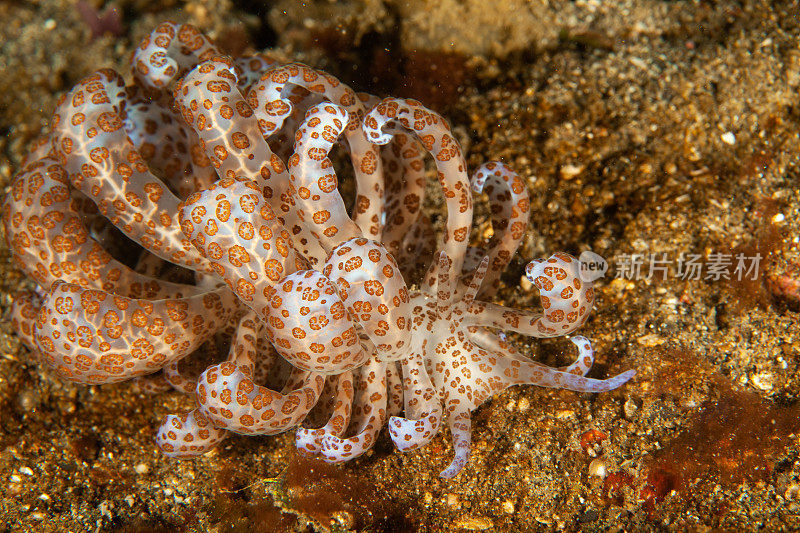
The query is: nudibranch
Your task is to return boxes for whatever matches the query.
[2,22,634,478]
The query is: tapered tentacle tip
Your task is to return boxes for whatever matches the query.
[438,413,471,479]
[156,410,226,458]
[363,120,394,145]
[388,416,418,451]
[369,131,393,145]
[524,252,595,335]
[463,254,491,306]
[363,103,399,145]
[524,258,544,277]
[612,369,636,387]
[569,335,590,346]
[319,438,346,463]
[320,434,373,463]
[584,369,636,393]
[295,427,323,455]
[439,457,468,479]
[436,250,455,309]
[388,415,441,452]
[563,335,596,377]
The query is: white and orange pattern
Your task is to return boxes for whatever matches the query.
[3,21,634,478]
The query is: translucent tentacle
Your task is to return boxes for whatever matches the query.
[462,255,490,307]
[465,253,594,338]
[320,358,388,462]
[269,88,324,163]
[388,353,443,452]
[156,409,227,458]
[157,310,263,455]
[124,85,217,199]
[524,252,595,334]
[34,281,236,384]
[380,132,427,259]
[287,103,362,249]
[178,177,298,315]
[563,336,596,376]
[470,161,530,298]
[175,58,284,189]
[252,63,385,238]
[263,270,369,374]
[436,251,455,317]
[50,70,211,271]
[323,238,412,361]
[197,363,325,435]
[469,329,594,376]
[495,352,635,393]
[175,58,326,265]
[424,335,632,478]
[296,371,354,455]
[132,22,219,90]
[3,155,197,299]
[439,409,471,479]
[386,361,404,417]
[363,97,473,290]
[233,54,282,94]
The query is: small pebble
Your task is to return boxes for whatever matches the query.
[99,501,113,520]
[751,372,774,392]
[589,458,608,478]
[331,511,354,529]
[517,397,530,412]
[19,466,34,476]
[502,500,515,513]
[453,516,494,530]
[720,131,736,145]
[17,389,40,412]
[623,398,638,419]
[637,333,665,347]
[560,164,584,180]
[134,463,150,475]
